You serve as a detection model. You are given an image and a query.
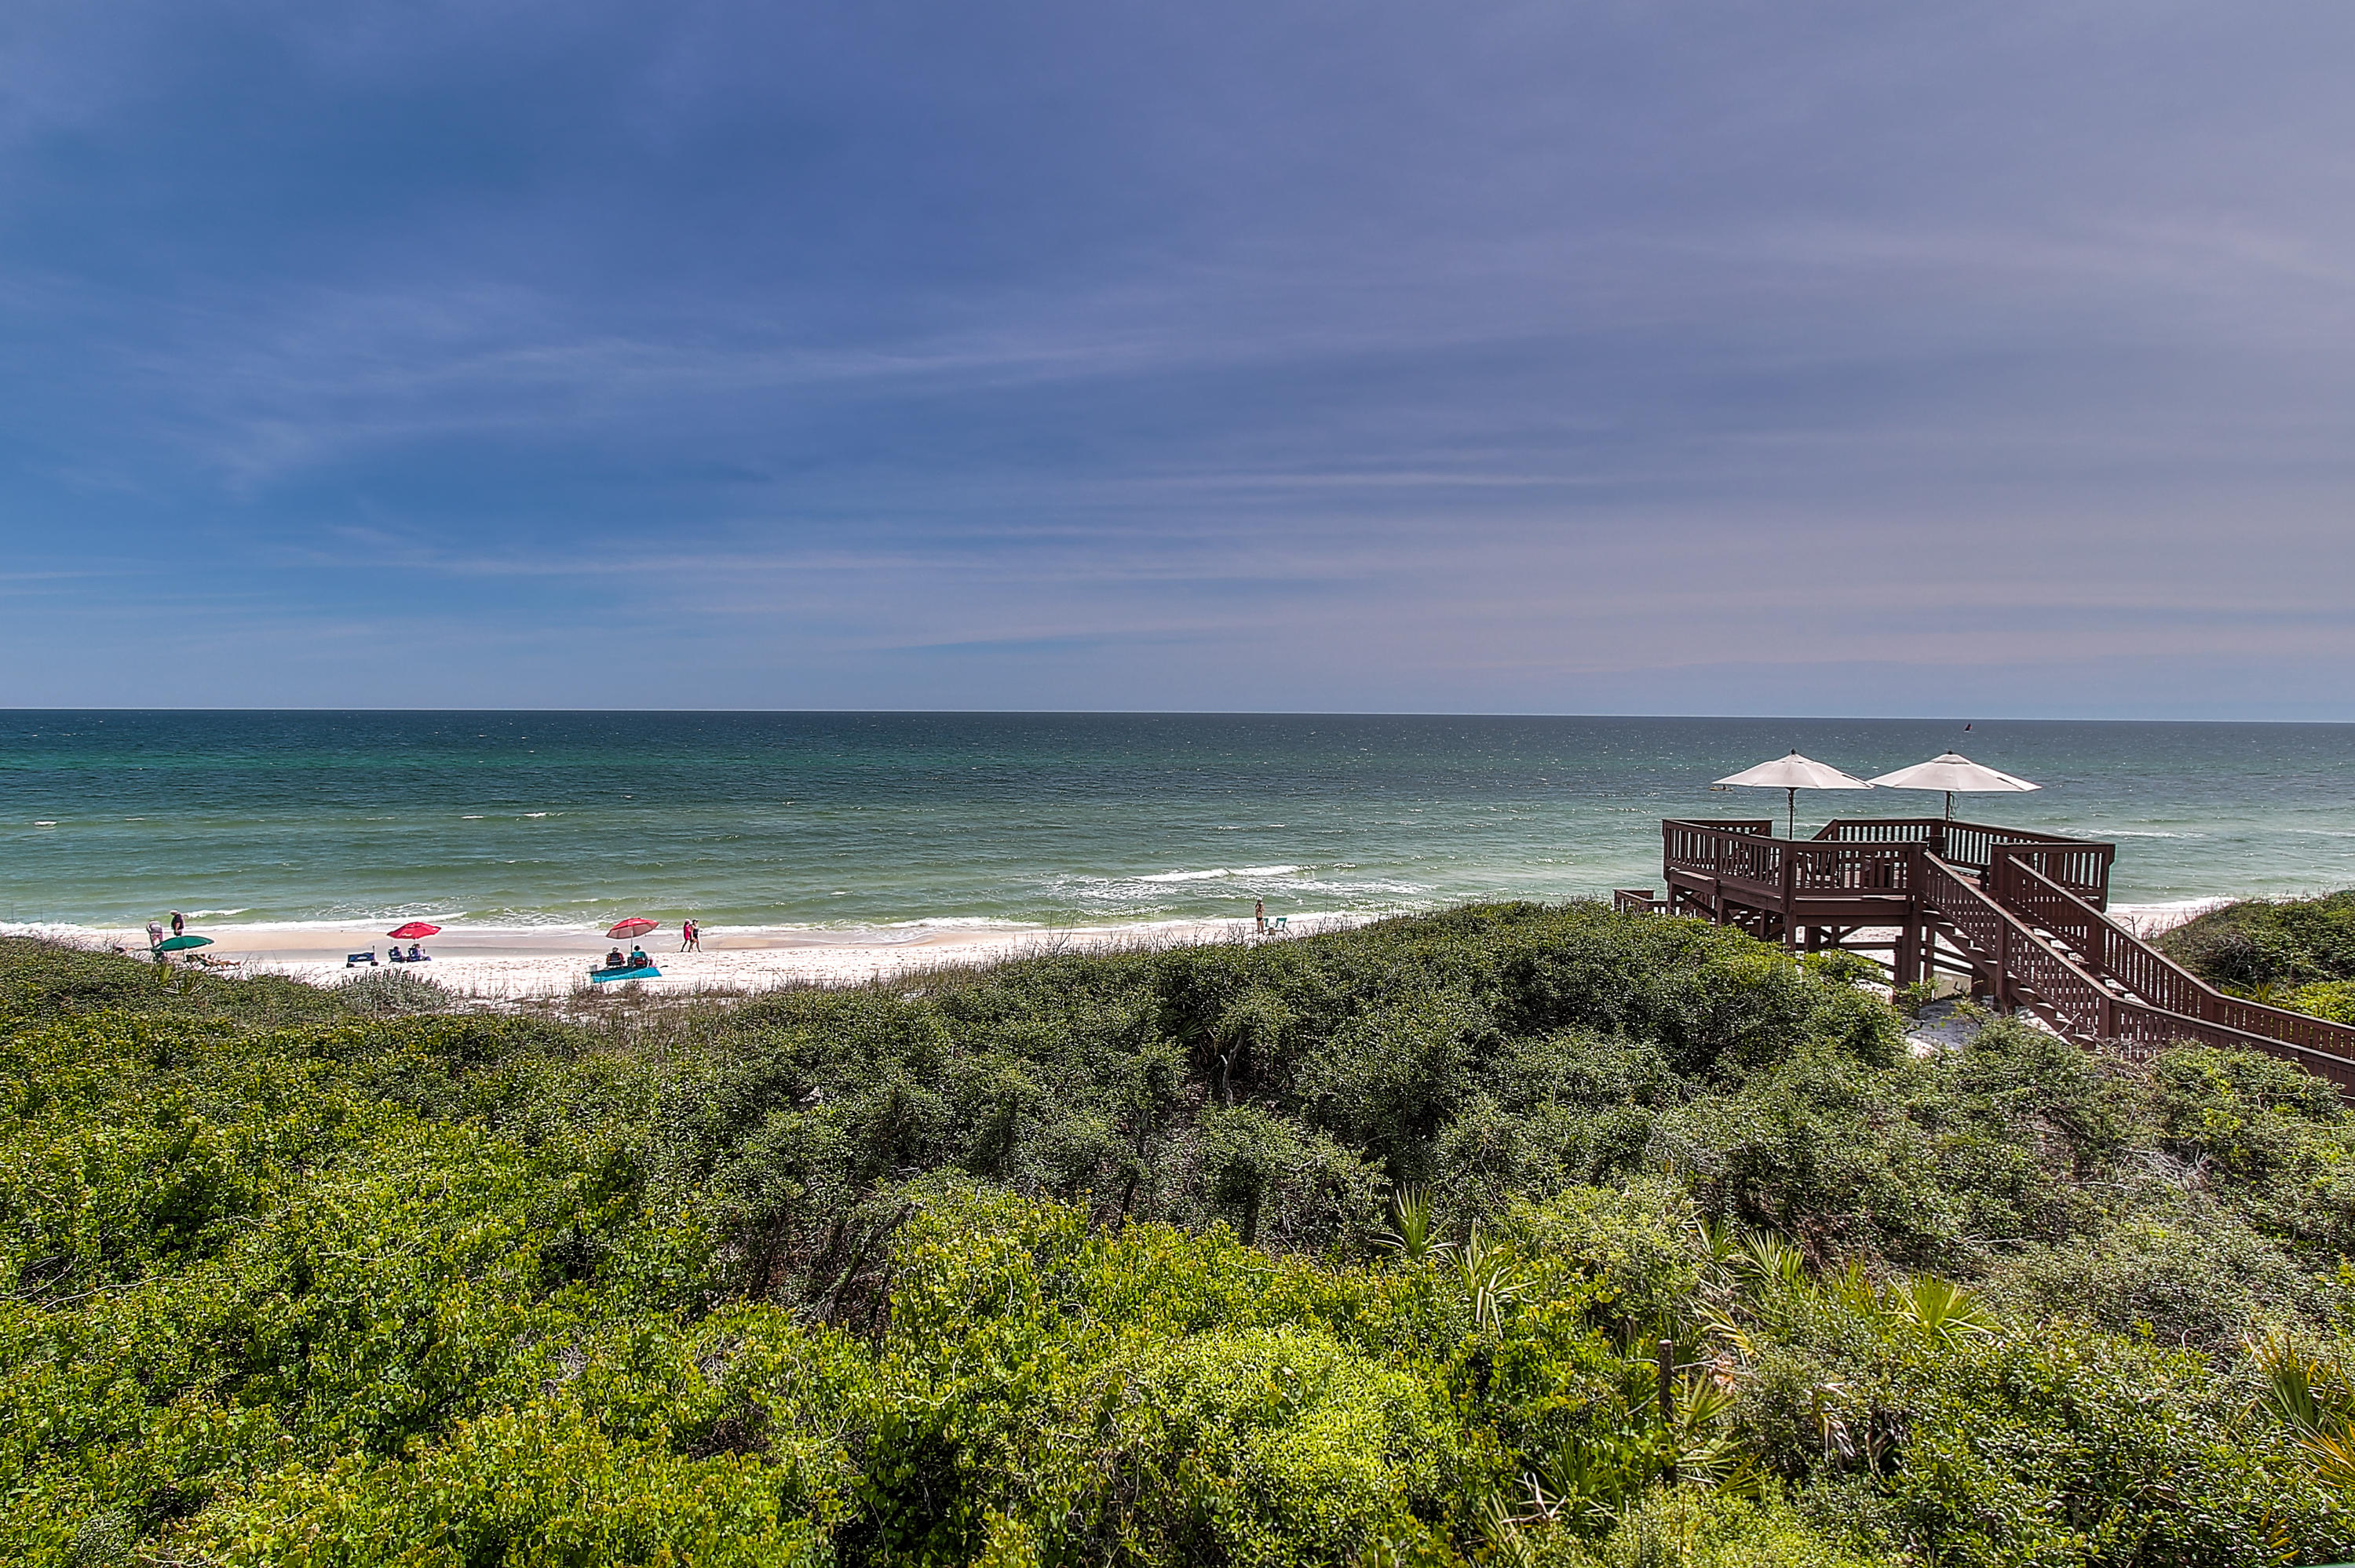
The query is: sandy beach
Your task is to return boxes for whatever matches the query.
[10,914,1374,998]
[7,898,2229,1001]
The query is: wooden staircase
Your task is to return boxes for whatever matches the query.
[1629,815,2355,1100]
[1922,850,2355,1098]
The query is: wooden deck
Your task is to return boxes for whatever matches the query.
[1616,816,2355,1100]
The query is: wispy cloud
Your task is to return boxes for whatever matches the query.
[5,1,2354,713]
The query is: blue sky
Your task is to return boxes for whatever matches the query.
[5,1,2353,715]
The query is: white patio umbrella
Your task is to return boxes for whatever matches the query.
[1866,751,2039,819]
[1714,750,1873,838]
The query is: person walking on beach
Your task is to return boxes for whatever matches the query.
[147,919,165,950]
[1254,899,1266,935]
[680,918,700,952]
[169,910,184,938]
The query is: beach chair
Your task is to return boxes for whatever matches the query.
[346,950,377,967]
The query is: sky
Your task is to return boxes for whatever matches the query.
[3,2,2353,717]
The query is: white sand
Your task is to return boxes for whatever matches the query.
[16,915,1371,999]
[5,897,2230,1004]
[2101,898,2233,940]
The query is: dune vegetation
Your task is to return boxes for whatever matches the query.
[2160,892,2355,1023]
[5,906,2353,1566]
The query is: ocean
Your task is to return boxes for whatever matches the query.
[2,711,2351,934]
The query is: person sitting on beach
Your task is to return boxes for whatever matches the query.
[407,943,425,961]
[628,945,649,968]
[605,946,626,970]
[387,946,405,963]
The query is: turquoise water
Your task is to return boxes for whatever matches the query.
[2,712,2352,931]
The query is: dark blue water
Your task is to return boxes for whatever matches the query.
[2,712,2351,931]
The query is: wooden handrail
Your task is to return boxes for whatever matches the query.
[1811,817,2089,847]
[1992,854,2355,1067]
[1663,821,1920,895]
[1982,838,2113,909]
[1922,853,2355,1099]
[1919,853,2116,1034]
[1802,819,2115,904]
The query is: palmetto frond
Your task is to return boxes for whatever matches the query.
[1455,1224,1528,1333]
[1373,1185,1453,1262]
[1891,1274,1999,1344]
[2248,1331,2355,1486]
[1735,1231,1807,1295]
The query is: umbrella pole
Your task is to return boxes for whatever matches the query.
[1787,787,1796,840]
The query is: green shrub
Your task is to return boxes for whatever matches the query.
[187,1406,822,1566]
[1984,1211,2324,1354]
[2282,979,2355,1025]
[4,912,2353,1568]
[2160,892,2355,986]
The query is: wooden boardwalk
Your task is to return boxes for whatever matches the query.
[1616,817,2355,1099]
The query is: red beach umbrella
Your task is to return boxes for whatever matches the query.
[606,917,659,941]
[387,921,443,940]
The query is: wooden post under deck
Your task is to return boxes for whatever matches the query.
[1779,852,1798,953]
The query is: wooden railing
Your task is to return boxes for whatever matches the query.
[1985,841,2112,909]
[1989,855,2355,1085]
[1665,821,1786,886]
[1808,819,1937,844]
[1663,820,1918,896]
[1919,854,2355,1099]
[1918,854,2114,1035]
[1812,819,2112,906]
[1992,854,2202,1012]
[2089,999,2355,1096]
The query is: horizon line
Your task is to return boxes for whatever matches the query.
[5,707,2350,727]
